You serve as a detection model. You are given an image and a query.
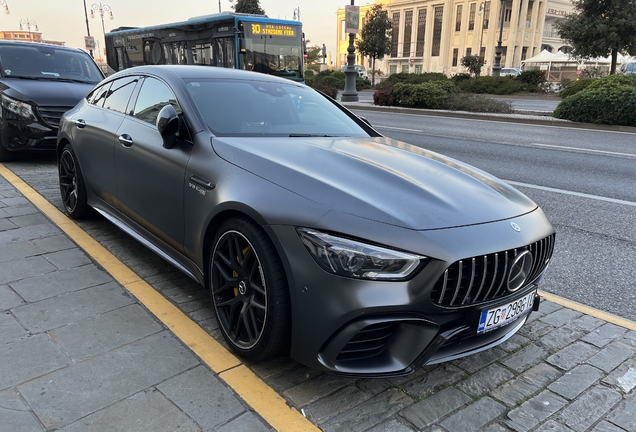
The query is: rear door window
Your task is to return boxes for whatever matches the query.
[102,76,140,114]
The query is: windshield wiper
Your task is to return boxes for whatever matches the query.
[288,133,338,137]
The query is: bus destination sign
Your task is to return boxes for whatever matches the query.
[250,23,296,37]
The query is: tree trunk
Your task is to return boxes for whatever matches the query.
[371,57,376,87]
[611,48,618,75]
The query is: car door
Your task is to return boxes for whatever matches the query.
[72,76,140,206]
[113,76,192,252]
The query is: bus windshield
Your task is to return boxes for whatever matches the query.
[240,21,303,82]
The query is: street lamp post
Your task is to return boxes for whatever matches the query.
[0,0,9,15]
[341,0,359,102]
[293,7,301,21]
[19,18,38,42]
[90,3,114,41]
[492,0,506,77]
[477,2,486,60]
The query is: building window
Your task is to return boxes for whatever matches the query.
[482,2,491,30]
[455,5,462,32]
[402,64,410,73]
[501,46,508,64]
[505,8,512,22]
[415,64,423,74]
[452,48,458,67]
[469,3,476,31]
[431,6,443,57]
[521,46,528,61]
[390,64,397,74]
[403,10,413,58]
[466,47,472,57]
[480,46,486,58]
[391,12,400,58]
[415,9,427,57]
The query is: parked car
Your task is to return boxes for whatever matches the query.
[57,65,555,376]
[341,64,368,79]
[500,68,522,77]
[0,40,104,161]
[620,61,636,76]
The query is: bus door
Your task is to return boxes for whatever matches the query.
[213,37,235,68]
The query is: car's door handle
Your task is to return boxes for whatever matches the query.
[75,119,86,129]
[118,134,133,147]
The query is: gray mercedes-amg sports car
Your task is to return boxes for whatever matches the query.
[57,65,555,377]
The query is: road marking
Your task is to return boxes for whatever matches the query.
[529,142,636,158]
[506,180,636,207]
[377,125,425,133]
[0,164,319,432]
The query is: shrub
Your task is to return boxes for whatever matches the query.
[553,74,636,126]
[375,72,449,90]
[559,78,595,98]
[456,76,525,94]
[443,94,514,113]
[312,83,339,99]
[451,73,472,85]
[392,81,454,109]
[373,89,395,106]
[356,77,371,91]
[516,69,546,86]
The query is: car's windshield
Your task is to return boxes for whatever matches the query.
[185,78,371,137]
[0,45,103,84]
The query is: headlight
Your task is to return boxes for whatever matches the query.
[297,228,426,280]
[1,95,37,121]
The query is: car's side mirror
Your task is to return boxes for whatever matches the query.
[359,116,372,127]
[157,104,179,149]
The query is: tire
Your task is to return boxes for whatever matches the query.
[210,217,290,362]
[58,144,90,219]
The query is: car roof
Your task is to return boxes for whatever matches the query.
[0,39,89,54]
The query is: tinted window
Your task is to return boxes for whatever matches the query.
[133,77,181,125]
[102,76,139,114]
[88,82,113,107]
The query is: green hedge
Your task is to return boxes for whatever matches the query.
[375,72,449,90]
[559,78,596,98]
[553,75,636,126]
[391,81,457,109]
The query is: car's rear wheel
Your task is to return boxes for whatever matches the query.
[59,144,90,219]
[210,217,290,361]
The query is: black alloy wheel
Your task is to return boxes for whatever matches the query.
[59,144,89,219]
[210,217,290,361]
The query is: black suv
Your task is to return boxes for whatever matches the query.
[0,40,104,161]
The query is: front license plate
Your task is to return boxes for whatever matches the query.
[477,291,536,334]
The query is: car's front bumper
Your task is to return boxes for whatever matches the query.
[0,108,58,152]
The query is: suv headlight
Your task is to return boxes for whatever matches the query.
[297,228,426,281]
[1,95,37,121]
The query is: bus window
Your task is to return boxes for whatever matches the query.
[144,40,163,65]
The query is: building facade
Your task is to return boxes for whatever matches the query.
[337,0,573,76]
[0,30,65,46]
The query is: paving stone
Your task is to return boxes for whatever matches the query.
[0,207,9,217]
[1,333,71,389]
[283,374,356,407]
[582,323,628,348]
[602,358,636,393]
[0,388,46,432]
[32,235,76,253]
[356,365,431,396]
[304,384,372,425]
[12,282,134,333]
[215,412,271,432]
[539,324,586,351]
[491,363,562,407]
[49,304,164,362]
[607,393,636,431]
[483,424,513,432]
[0,241,45,263]
[157,365,246,430]
[402,364,465,398]
[547,364,604,400]
[18,331,200,430]
[499,334,530,353]
[546,342,600,371]
[456,363,515,397]
[0,256,57,285]
[0,311,28,345]
[399,387,471,430]
[2,205,38,217]
[506,390,568,432]
[456,347,508,373]
[586,342,634,373]
[569,315,604,332]
[590,420,625,432]
[518,320,554,339]
[540,309,582,328]
[10,265,112,302]
[440,397,506,432]
[321,388,413,432]
[538,301,563,315]
[502,343,548,373]
[1,196,29,206]
[58,389,200,432]
[534,420,575,432]
[557,386,622,432]
[188,307,217,322]
[0,217,16,230]
[367,417,416,432]
[0,223,61,246]
[43,248,93,270]
[9,213,50,228]
[266,364,323,393]
[621,331,636,349]
[0,284,25,311]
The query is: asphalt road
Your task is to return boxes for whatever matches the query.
[352,109,636,322]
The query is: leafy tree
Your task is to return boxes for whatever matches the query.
[460,55,485,76]
[556,0,636,75]
[306,45,323,64]
[233,0,265,15]
[356,4,392,86]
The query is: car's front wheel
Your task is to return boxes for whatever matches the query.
[210,217,290,361]
[59,144,90,219]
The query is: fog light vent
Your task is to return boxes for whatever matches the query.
[336,322,398,362]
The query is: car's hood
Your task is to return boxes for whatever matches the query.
[213,136,537,230]
[2,78,95,106]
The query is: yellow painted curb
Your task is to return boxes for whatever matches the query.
[539,290,636,332]
[0,163,319,432]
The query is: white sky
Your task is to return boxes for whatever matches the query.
[2,0,373,63]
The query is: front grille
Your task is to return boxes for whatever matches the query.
[37,106,73,128]
[336,322,399,362]
[431,234,555,308]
